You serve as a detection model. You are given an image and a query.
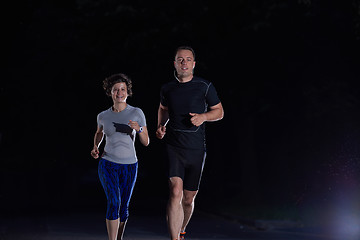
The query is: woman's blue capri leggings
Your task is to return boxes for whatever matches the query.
[98,158,138,222]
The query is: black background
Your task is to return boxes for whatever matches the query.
[2,0,360,228]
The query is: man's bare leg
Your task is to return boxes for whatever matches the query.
[167,177,184,240]
[181,190,198,233]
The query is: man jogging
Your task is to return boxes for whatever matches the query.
[156,46,224,240]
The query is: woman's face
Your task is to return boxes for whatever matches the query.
[111,82,128,103]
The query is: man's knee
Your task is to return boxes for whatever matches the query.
[182,191,197,207]
[169,185,183,200]
[182,197,194,207]
[169,177,183,200]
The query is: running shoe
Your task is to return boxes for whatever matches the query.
[180,231,186,240]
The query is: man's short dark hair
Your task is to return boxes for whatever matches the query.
[175,46,196,60]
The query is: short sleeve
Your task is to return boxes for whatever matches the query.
[136,108,147,127]
[97,113,103,128]
[160,85,168,107]
[206,82,221,107]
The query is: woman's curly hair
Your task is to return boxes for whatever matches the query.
[103,73,133,97]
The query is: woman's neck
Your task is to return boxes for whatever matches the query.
[112,102,127,112]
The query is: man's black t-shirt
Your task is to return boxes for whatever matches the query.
[160,76,221,150]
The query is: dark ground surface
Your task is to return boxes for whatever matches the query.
[0,210,349,240]
[0,193,356,240]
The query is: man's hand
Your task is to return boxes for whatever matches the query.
[189,113,206,127]
[156,125,166,139]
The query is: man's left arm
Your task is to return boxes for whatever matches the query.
[190,102,224,127]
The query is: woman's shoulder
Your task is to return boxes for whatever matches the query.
[127,104,144,114]
[97,108,112,118]
[127,105,146,120]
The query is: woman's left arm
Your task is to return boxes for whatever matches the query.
[128,120,149,146]
[138,126,149,146]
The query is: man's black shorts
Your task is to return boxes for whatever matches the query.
[165,144,206,191]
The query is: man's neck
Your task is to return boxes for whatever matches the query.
[177,74,193,83]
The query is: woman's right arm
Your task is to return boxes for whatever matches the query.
[91,125,104,159]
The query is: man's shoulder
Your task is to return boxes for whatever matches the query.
[161,79,177,87]
[190,77,214,91]
[192,76,212,86]
[161,79,178,93]
[161,76,212,91]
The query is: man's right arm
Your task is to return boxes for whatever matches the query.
[156,103,169,139]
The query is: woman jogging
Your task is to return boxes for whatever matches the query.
[91,73,149,240]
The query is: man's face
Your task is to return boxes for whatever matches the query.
[174,49,196,78]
